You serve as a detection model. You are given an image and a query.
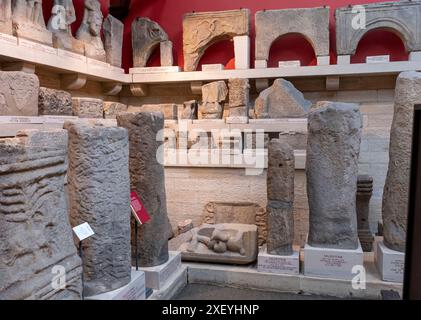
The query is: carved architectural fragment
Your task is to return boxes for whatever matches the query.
[199,81,228,119]
[183,9,250,71]
[128,104,178,120]
[0,130,82,300]
[103,101,127,118]
[38,87,72,116]
[72,97,104,118]
[103,15,124,67]
[226,78,249,120]
[0,0,12,34]
[180,100,198,120]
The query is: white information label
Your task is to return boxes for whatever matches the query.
[73,222,95,241]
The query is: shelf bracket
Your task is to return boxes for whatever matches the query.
[61,73,87,90]
[130,83,148,96]
[102,82,123,96]
[326,76,340,91]
[255,79,269,92]
[2,61,36,74]
[190,81,203,95]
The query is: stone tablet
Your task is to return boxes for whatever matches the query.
[254,79,311,119]
[117,112,170,267]
[0,130,82,300]
[72,97,104,118]
[382,71,421,252]
[65,122,131,297]
[39,87,72,116]
[0,71,39,116]
[0,0,12,35]
[183,9,250,71]
[306,101,362,250]
[132,17,168,67]
[103,101,127,118]
[266,140,294,256]
[103,15,124,67]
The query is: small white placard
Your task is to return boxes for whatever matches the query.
[0,116,43,124]
[73,222,95,241]
[278,60,301,67]
[366,55,390,64]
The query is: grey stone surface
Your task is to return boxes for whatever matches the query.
[255,7,329,61]
[0,129,82,300]
[382,71,421,252]
[47,0,84,54]
[0,71,39,116]
[307,101,362,250]
[199,81,228,119]
[357,175,374,252]
[76,0,106,61]
[38,87,72,116]
[11,0,53,45]
[178,223,258,264]
[132,17,168,67]
[103,14,124,67]
[117,112,170,267]
[254,79,311,119]
[72,97,103,118]
[64,122,131,297]
[336,1,421,55]
[103,101,127,118]
[181,100,198,119]
[227,78,249,119]
[0,0,12,34]
[183,9,250,71]
[128,104,177,120]
[266,139,294,255]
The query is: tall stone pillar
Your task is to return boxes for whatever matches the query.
[0,130,82,300]
[382,71,421,252]
[306,101,362,250]
[64,122,131,297]
[266,139,295,255]
[117,112,170,267]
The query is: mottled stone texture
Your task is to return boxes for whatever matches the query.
[254,79,311,119]
[183,9,250,71]
[336,1,421,55]
[64,122,131,297]
[255,7,329,61]
[103,15,124,67]
[72,97,103,118]
[0,71,39,116]
[266,139,294,255]
[103,101,127,119]
[227,78,249,119]
[307,101,362,250]
[199,81,228,119]
[117,112,170,267]
[38,87,72,116]
[357,175,374,252]
[0,0,12,34]
[0,130,82,300]
[382,71,421,252]
[128,104,177,120]
[132,17,168,67]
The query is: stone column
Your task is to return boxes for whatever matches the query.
[64,122,131,297]
[266,139,295,255]
[117,112,170,267]
[357,175,374,252]
[306,101,362,250]
[0,130,82,300]
[382,71,421,252]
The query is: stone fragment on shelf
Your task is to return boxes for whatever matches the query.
[72,97,104,118]
[103,14,124,67]
[128,103,177,120]
[199,81,228,119]
[357,175,374,252]
[38,87,72,116]
[180,100,198,119]
[0,0,12,35]
[103,101,127,118]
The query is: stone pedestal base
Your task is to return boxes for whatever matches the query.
[257,245,299,275]
[376,241,404,283]
[85,269,146,300]
[304,241,363,280]
[140,251,182,290]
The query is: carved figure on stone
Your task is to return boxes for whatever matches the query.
[103,14,124,67]
[0,0,12,34]
[76,0,106,61]
[132,17,168,67]
[199,81,228,119]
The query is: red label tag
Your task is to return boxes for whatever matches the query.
[130,192,151,224]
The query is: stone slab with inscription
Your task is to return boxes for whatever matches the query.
[258,245,299,275]
[139,251,182,290]
[304,240,363,280]
[376,241,404,283]
[85,270,146,300]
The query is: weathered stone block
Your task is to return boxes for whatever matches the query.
[117,112,170,267]
[180,100,198,120]
[200,81,228,119]
[103,15,124,67]
[0,130,82,300]
[307,101,362,250]
[65,122,131,297]
[228,78,249,108]
[103,101,127,119]
[72,97,104,118]
[0,0,12,35]
[38,87,72,116]
[0,71,39,116]
[160,40,173,66]
[183,9,250,71]
[128,104,177,120]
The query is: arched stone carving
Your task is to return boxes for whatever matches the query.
[183,9,250,71]
[335,1,421,56]
[255,7,329,63]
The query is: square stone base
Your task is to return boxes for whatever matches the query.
[139,251,182,290]
[257,245,299,275]
[376,241,404,283]
[304,241,363,280]
[85,269,146,300]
